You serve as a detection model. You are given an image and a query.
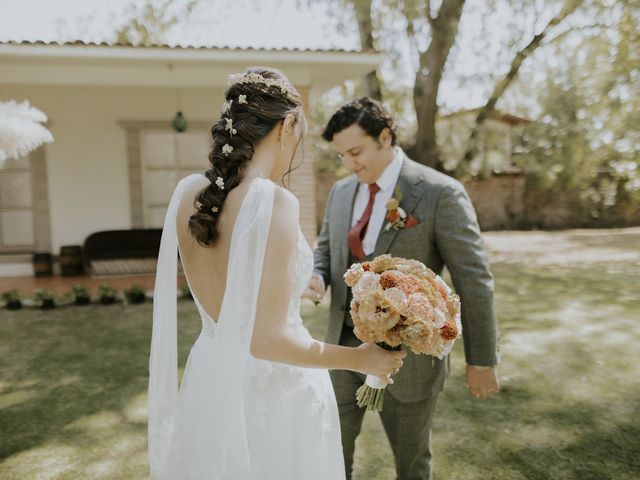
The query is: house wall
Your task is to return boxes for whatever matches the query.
[0,83,317,259]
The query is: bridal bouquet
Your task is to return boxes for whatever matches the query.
[344,254,462,411]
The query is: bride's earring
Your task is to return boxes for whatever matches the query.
[280,141,285,152]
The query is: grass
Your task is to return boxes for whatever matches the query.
[1,228,639,479]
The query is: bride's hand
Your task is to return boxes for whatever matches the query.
[301,273,325,302]
[354,343,407,385]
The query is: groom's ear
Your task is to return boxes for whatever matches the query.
[378,128,393,149]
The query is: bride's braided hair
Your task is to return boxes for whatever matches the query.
[189,66,303,247]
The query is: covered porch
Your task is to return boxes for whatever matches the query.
[0,40,380,295]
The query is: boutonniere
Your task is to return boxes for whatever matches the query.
[384,186,420,232]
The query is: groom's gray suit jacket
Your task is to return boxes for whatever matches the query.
[314,152,499,402]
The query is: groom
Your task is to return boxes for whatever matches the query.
[305,97,500,480]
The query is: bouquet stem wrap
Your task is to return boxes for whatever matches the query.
[355,342,402,412]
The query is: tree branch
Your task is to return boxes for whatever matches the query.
[459,0,585,166]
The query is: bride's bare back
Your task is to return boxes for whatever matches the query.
[175,174,257,322]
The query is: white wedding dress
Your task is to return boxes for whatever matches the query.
[148,174,345,480]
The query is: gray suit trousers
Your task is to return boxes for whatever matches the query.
[331,326,439,480]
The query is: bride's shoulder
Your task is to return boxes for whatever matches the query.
[272,184,299,210]
[267,185,299,239]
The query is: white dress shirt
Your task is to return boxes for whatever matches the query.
[351,146,404,256]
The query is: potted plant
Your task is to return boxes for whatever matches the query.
[72,284,91,305]
[2,289,23,310]
[32,288,57,309]
[98,284,118,305]
[124,284,147,304]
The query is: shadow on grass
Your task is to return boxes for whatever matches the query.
[0,301,201,471]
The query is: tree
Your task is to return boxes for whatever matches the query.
[460,0,585,167]
[310,0,598,172]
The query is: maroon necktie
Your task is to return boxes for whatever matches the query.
[347,183,381,260]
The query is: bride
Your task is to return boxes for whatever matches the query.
[147,66,406,479]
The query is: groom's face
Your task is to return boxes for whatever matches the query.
[331,124,394,185]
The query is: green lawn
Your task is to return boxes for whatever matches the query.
[1,228,639,479]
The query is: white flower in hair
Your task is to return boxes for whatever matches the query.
[221,99,233,113]
[225,118,237,136]
[227,72,293,97]
[211,206,219,213]
[238,94,248,104]
[222,143,234,156]
[215,176,225,190]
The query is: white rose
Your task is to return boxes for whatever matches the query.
[383,287,406,311]
[433,308,446,328]
[435,275,452,294]
[343,263,365,288]
[352,271,381,300]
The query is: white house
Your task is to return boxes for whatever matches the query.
[0,40,380,276]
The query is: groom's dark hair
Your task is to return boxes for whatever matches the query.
[321,97,397,146]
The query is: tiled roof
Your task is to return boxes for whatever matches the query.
[0,39,370,54]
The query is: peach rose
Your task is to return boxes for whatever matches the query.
[403,293,436,322]
[383,287,407,311]
[370,254,396,273]
[383,324,405,347]
[358,290,401,336]
[400,319,438,355]
[397,276,422,295]
[353,324,378,343]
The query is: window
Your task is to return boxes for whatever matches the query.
[0,155,35,252]
[140,130,211,228]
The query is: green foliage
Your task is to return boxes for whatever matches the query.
[2,288,22,302]
[71,284,92,305]
[2,288,23,307]
[513,2,640,219]
[32,289,57,309]
[124,284,147,304]
[97,284,119,305]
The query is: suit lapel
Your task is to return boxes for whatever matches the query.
[373,155,424,256]
[335,176,359,271]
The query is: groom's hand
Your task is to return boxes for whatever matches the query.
[465,365,499,400]
[302,273,325,303]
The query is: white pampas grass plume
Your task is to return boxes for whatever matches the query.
[0,100,54,165]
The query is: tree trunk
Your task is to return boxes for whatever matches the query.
[413,0,466,169]
[354,0,382,99]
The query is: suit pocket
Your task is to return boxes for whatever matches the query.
[395,222,425,243]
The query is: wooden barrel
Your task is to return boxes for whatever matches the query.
[33,253,53,277]
[60,245,85,276]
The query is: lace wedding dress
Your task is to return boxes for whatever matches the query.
[148,174,345,479]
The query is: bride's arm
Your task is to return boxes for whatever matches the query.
[250,188,405,382]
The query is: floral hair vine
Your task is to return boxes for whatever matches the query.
[225,118,237,136]
[195,200,219,214]
[227,72,294,96]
